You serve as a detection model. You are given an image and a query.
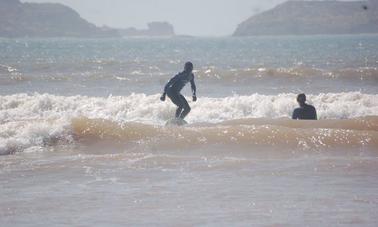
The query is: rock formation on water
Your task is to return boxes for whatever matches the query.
[234,0,378,36]
[118,22,175,37]
[0,0,119,38]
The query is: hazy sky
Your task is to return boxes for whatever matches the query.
[23,0,356,36]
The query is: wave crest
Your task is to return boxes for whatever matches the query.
[1,92,377,154]
[72,117,378,152]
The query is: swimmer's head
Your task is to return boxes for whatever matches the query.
[297,93,306,105]
[184,62,193,72]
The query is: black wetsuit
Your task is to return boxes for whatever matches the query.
[164,71,196,119]
[292,104,317,120]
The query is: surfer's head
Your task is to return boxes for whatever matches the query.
[184,62,193,73]
[297,93,306,106]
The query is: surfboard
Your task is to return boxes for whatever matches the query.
[165,118,188,126]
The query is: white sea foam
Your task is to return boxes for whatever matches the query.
[1,92,378,123]
[0,92,377,154]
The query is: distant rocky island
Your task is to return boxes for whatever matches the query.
[234,0,378,36]
[0,0,119,38]
[119,22,175,37]
[0,0,175,38]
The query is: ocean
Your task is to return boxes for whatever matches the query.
[1,35,378,226]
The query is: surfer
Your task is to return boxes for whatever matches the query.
[160,62,197,120]
[292,93,317,120]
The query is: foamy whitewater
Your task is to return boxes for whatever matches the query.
[1,36,378,226]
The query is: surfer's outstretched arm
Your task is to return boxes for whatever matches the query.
[191,78,197,101]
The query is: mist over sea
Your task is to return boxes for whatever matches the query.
[1,35,378,226]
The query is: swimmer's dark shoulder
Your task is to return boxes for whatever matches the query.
[303,104,317,120]
[304,104,316,113]
[292,107,302,120]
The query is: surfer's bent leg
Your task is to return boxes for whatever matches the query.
[178,95,190,119]
[167,91,184,118]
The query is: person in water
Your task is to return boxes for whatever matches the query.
[292,93,317,120]
[160,62,197,119]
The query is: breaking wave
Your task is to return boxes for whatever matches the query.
[72,117,378,152]
[2,66,378,84]
[0,92,377,155]
[196,67,378,82]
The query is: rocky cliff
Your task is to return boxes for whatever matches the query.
[0,0,119,38]
[234,0,378,36]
